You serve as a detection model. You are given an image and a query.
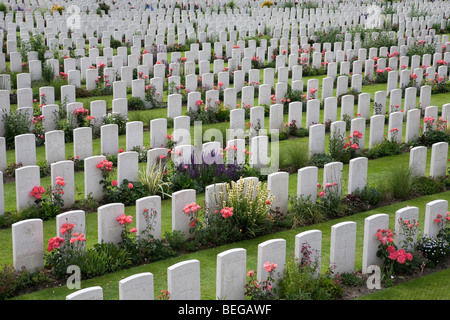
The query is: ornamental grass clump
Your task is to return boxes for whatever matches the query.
[279,142,309,173]
[137,162,172,199]
[277,242,343,300]
[375,165,414,201]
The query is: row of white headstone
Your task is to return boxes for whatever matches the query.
[10,151,449,275]
[2,106,448,215]
[2,0,448,50]
[0,74,443,135]
[61,198,448,300]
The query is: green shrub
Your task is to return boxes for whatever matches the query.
[41,63,55,84]
[408,5,427,18]
[187,178,274,245]
[288,195,325,228]
[38,160,50,178]
[0,265,50,300]
[278,253,343,300]
[72,194,99,212]
[340,272,366,287]
[361,33,397,50]
[57,118,76,143]
[2,110,32,149]
[163,230,186,252]
[352,185,384,207]
[186,103,230,124]
[20,33,47,62]
[381,5,396,15]
[419,120,450,146]
[317,183,344,219]
[102,179,148,206]
[0,3,8,13]
[98,2,110,14]
[328,131,348,163]
[416,236,450,268]
[406,41,436,59]
[110,37,122,49]
[294,127,309,138]
[411,176,445,196]
[144,84,163,109]
[307,153,335,168]
[76,242,132,278]
[102,112,127,135]
[313,27,343,50]
[366,138,403,159]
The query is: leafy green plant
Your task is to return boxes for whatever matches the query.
[127,96,146,110]
[0,3,8,14]
[341,272,366,287]
[288,195,325,228]
[76,242,132,278]
[406,40,436,59]
[307,153,335,168]
[351,185,383,207]
[411,176,445,196]
[361,33,397,50]
[110,37,122,49]
[163,230,186,252]
[98,2,110,14]
[103,179,147,206]
[0,264,50,300]
[366,137,403,159]
[279,143,309,173]
[203,177,275,241]
[381,5,396,15]
[2,110,31,149]
[278,247,343,300]
[328,131,347,163]
[408,5,427,18]
[72,193,99,212]
[317,182,344,219]
[20,33,47,62]
[244,262,279,300]
[144,84,163,109]
[225,0,237,10]
[416,236,450,267]
[419,117,450,146]
[186,102,230,124]
[102,112,127,135]
[342,184,384,216]
[45,222,86,278]
[41,63,55,84]
[313,28,343,50]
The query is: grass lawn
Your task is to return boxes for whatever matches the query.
[358,267,450,300]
